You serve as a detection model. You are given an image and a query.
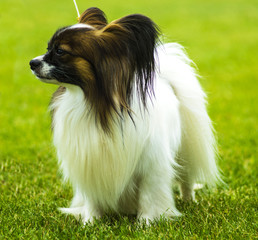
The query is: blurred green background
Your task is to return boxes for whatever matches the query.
[0,0,257,238]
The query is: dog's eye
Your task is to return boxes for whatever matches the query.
[56,48,65,56]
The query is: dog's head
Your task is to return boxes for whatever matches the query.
[30,7,160,130]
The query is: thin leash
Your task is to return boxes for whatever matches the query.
[73,0,80,20]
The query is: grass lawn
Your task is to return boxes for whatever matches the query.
[0,0,257,238]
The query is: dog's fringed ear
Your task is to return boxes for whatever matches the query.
[88,14,160,133]
[79,7,107,29]
[99,14,160,107]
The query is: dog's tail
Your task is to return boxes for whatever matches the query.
[158,43,221,186]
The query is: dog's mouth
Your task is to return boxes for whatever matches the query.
[31,70,49,79]
[33,71,59,84]
[31,69,54,81]
[35,72,52,80]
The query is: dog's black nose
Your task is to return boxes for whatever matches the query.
[30,59,42,70]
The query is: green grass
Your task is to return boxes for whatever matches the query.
[0,0,257,238]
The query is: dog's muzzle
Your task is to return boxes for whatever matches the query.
[29,56,55,81]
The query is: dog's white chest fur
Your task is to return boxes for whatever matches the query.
[51,86,152,211]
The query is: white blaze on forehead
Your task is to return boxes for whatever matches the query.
[69,23,94,30]
[55,24,94,38]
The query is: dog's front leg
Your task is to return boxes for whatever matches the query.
[136,160,181,224]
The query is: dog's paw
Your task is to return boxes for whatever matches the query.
[193,183,204,190]
[137,208,181,225]
[138,214,152,225]
[59,206,84,220]
[82,213,102,225]
[59,206,102,224]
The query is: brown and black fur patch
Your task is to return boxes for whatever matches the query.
[46,7,160,132]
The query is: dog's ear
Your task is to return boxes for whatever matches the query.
[84,14,160,133]
[95,14,160,109]
[79,7,107,29]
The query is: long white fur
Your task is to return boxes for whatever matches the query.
[50,43,220,223]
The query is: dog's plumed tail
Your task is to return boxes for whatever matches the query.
[158,44,221,191]
[178,86,220,186]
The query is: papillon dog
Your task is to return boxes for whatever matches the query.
[30,7,221,224]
